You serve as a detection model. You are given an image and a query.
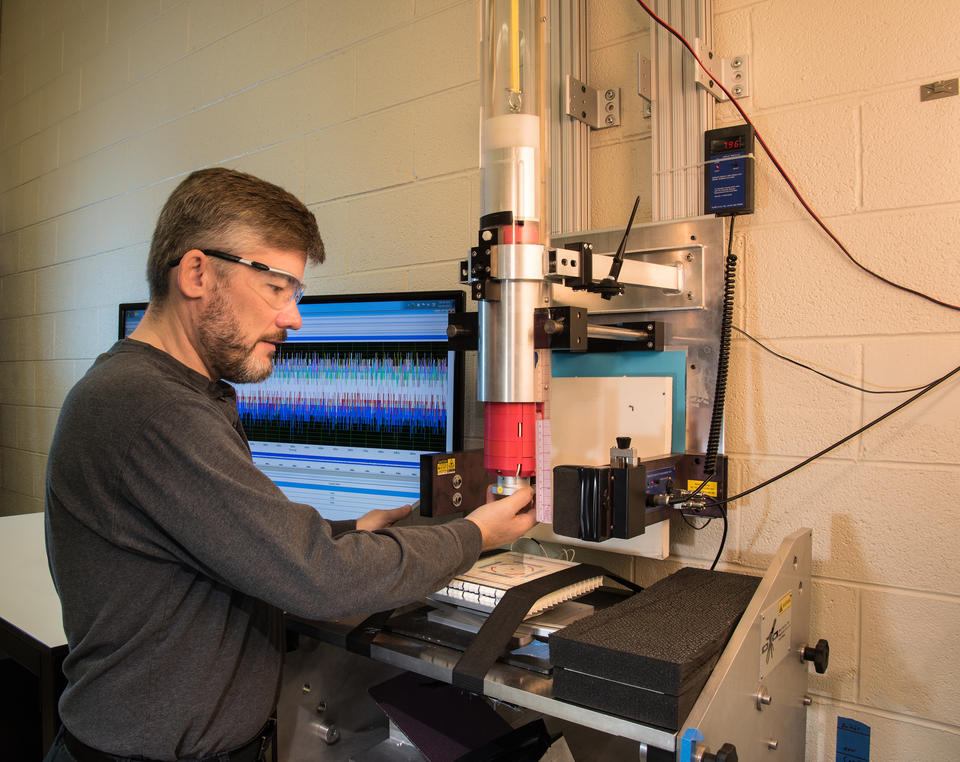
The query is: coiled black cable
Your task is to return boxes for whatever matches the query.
[704,217,737,476]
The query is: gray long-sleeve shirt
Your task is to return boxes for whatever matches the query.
[45,339,482,760]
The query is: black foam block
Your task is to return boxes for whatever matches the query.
[549,567,758,727]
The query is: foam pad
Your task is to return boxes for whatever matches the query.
[549,567,759,728]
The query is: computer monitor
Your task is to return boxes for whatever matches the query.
[118,291,465,521]
[118,302,148,340]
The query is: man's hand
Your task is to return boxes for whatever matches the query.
[466,486,537,550]
[356,504,412,531]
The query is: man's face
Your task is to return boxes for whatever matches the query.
[196,245,306,384]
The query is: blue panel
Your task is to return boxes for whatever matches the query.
[836,717,870,762]
[552,350,687,453]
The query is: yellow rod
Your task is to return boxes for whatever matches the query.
[510,0,520,93]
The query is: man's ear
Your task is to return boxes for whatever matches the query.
[175,249,210,299]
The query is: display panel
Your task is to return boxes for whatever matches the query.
[119,292,465,521]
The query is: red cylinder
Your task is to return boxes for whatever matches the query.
[484,401,537,477]
[499,222,540,244]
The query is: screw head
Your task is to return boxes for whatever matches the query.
[605,89,616,100]
[732,57,743,68]
[733,86,743,96]
[605,114,616,125]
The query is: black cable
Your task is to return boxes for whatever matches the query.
[704,218,737,475]
[633,0,960,313]
[709,498,727,571]
[715,361,960,506]
[733,326,932,394]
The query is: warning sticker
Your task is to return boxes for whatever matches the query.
[686,479,718,498]
[436,458,456,476]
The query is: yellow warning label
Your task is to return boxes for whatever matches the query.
[778,592,792,615]
[436,458,456,476]
[686,479,718,497]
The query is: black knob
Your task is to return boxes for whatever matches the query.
[616,436,632,449]
[703,743,737,762]
[803,639,830,674]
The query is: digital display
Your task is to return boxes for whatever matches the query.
[709,135,744,154]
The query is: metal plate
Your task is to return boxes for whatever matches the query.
[552,216,727,454]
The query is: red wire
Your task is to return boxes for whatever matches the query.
[635,0,960,312]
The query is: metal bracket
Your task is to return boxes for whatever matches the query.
[565,75,621,129]
[638,54,652,119]
[693,39,749,101]
[920,78,958,102]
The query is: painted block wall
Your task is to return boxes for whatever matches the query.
[0,0,485,518]
[660,0,960,758]
[1,0,958,760]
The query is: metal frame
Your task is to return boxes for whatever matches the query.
[281,529,814,760]
[679,528,813,761]
[551,0,713,231]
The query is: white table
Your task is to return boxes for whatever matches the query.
[0,512,67,751]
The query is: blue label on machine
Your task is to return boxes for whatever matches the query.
[836,717,870,762]
[707,152,747,211]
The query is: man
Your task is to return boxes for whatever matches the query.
[44,168,535,762]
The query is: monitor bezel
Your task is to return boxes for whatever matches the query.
[118,301,148,341]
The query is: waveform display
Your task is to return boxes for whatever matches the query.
[237,342,450,451]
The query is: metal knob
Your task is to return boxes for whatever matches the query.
[702,743,738,762]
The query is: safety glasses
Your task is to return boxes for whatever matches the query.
[170,249,304,309]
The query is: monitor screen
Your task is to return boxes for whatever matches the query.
[119,291,465,521]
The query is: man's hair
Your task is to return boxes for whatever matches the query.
[147,168,324,303]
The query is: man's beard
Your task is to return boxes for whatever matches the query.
[197,286,286,384]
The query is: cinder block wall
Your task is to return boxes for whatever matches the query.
[697,0,959,757]
[1,0,958,759]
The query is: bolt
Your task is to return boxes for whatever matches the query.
[803,695,813,706]
[452,492,463,507]
[316,722,340,745]
[605,114,616,125]
[732,57,743,68]
[755,686,772,710]
[606,101,615,112]
[315,701,326,713]
[686,253,694,262]
[733,86,743,96]
[768,740,779,751]
[452,474,463,489]
[302,683,311,694]
[686,292,693,300]
[605,89,616,100]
